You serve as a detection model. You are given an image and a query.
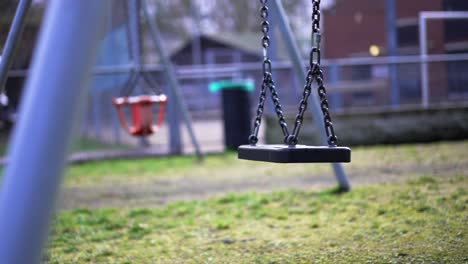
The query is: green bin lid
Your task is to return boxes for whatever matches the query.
[209,80,255,93]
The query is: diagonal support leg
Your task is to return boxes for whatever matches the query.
[141,0,204,160]
[0,1,110,262]
[268,0,351,191]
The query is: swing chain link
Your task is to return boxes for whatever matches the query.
[249,0,289,145]
[250,0,338,146]
[315,69,338,145]
[289,0,338,146]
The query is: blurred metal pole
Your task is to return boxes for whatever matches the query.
[385,0,400,107]
[269,0,350,191]
[143,1,183,155]
[128,0,151,147]
[329,64,343,110]
[166,77,183,154]
[419,15,429,108]
[0,1,109,263]
[0,0,32,93]
[107,0,122,145]
[92,90,103,140]
[191,0,202,65]
[142,0,203,160]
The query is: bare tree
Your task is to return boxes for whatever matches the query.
[145,0,310,39]
[0,0,45,69]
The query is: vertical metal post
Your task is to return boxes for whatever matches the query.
[92,90,103,140]
[0,0,32,93]
[269,0,350,191]
[128,0,151,147]
[107,0,122,145]
[329,64,343,110]
[112,106,122,145]
[142,0,203,160]
[189,0,202,144]
[385,0,400,107]
[419,14,429,108]
[0,1,109,263]
[166,79,183,154]
[128,0,142,75]
[191,0,203,65]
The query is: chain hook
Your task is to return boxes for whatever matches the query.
[262,59,272,74]
[309,48,321,73]
[285,134,298,146]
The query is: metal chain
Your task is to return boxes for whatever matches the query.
[266,75,290,140]
[250,0,338,146]
[289,0,338,146]
[248,73,268,145]
[314,68,338,145]
[249,0,289,145]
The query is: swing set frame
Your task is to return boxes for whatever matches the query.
[0,0,351,262]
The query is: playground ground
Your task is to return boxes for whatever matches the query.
[47,140,467,263]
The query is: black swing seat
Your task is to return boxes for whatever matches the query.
[238,144,351,163]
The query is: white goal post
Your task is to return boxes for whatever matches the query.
[419,11,468,108]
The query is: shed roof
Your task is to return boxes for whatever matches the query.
[169,31,304,61]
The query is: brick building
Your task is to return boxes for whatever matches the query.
[324,0,468,57]
[323,0,468,107]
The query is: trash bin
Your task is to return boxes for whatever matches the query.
[209,80,255,151]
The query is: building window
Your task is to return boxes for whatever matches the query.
[351,65,371,81]
[444,19,468,43]
[352,91,375,106]
[447,51,468,96]
[397,25,419,47]
[443,0,468,43]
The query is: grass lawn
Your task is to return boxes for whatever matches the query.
[48,175,467,263]
[64,140,468,187]
[0,137,129,157]
[69,137,130,153]
[43,141,468,263]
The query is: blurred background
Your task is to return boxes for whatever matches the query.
[1,0,467,160]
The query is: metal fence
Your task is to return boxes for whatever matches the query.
[4,53,468,155]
